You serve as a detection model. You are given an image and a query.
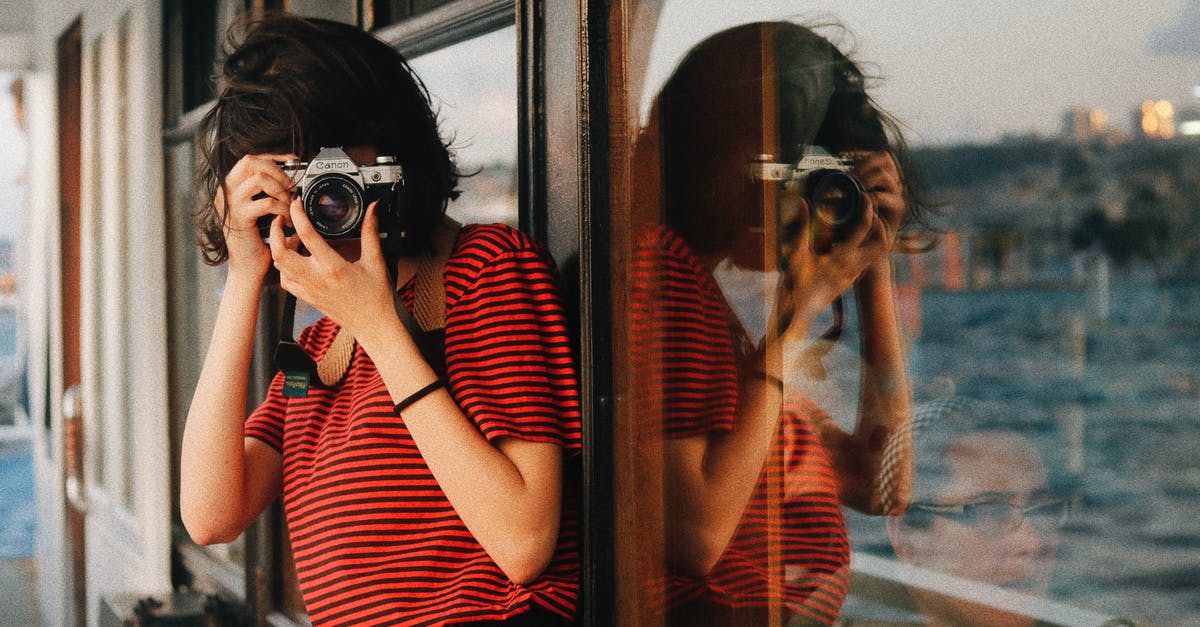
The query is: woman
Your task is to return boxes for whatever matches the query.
[632,21,923,625]
[179,14,582,626]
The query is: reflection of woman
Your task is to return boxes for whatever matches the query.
[887,397,1068,627]
[632,21,921,625]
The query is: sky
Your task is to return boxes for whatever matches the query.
[642,1,1200,146]
[409,26,519,169]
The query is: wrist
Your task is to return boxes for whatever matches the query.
[350,313,410,358]
[224,267,268,294]
[857,257,894,289]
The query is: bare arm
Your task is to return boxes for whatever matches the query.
[179,272,282,544]
[661,214,854,576]
[812,151,913,514]
[663,374,782,577]
[268,203,564,585]
[180,154,297,544]
[363,319,564,585]
[664,153,913,573]
[816,258,913,514]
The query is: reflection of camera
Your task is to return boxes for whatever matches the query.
[751,147,866,252]
[257,146,409,243]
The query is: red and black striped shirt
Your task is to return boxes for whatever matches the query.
[245,223,583,626]
[633,225,850,625]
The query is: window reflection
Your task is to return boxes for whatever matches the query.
[627,21,917,625]
[620,2,1200,625]
[885,397,1067,626]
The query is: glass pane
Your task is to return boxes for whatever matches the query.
[286,0,356,25]
[0,70,32,561]
[611,1,1200,625]
[87,36,106,493]
[180,0,219,113]
[409,26,517,227]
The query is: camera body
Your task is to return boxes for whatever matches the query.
[751,147,866,252]
[257,146,411,248]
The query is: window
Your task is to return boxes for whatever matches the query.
[605,1,1200,625]
[410,25,518,227]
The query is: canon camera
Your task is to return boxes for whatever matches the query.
[751,147,866,252]
[257,146,410,246]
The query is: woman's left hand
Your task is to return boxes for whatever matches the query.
[267,198,396,337]
[848,150,905,254]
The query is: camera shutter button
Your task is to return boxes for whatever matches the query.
[375,156,396,164]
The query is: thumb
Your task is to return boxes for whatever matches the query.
[359,201,383,263]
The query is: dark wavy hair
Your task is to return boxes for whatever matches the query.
[193,13,460,264]
[651,21,931,258]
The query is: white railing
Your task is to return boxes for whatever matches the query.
[847,552,1128,627]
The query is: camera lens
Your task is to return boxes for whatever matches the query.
[304,175,363,238]
[809,171,865,240]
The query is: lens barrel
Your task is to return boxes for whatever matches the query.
[808,170,866,242]
[304,174,364,238]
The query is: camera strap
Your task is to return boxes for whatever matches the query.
[275,292,320,397]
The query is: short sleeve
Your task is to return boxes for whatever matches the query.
[245,370,286,452]
[443,246,583,454]
[632,225,739,438]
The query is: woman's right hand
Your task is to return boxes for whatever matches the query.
[216,153,298,279]
[771,192,884,340]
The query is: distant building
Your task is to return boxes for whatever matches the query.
[1063,106,1108,143]
[1134,100,1175,140]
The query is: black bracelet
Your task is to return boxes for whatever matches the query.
[394,378,446,414]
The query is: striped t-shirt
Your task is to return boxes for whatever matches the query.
[633,225,850,625]
[245,223,583,626]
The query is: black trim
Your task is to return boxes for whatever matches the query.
[516,0,545,241]
[578,0,615,625]
[373,0,514,58]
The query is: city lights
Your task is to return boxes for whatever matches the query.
[1140,100,1176,139]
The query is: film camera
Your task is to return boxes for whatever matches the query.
[257,146,410,246]
[750,147,866,253]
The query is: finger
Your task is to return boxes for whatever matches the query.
[358,201,383,263]
[247,153,303,189]
[276,271,306,303]
[288,197,341,265]
[268,215,294,265]
[231,171,292,209]
[227,153,299,194]
[777,185,809,234]
[226,194,291,235]
[857,211,891,257]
